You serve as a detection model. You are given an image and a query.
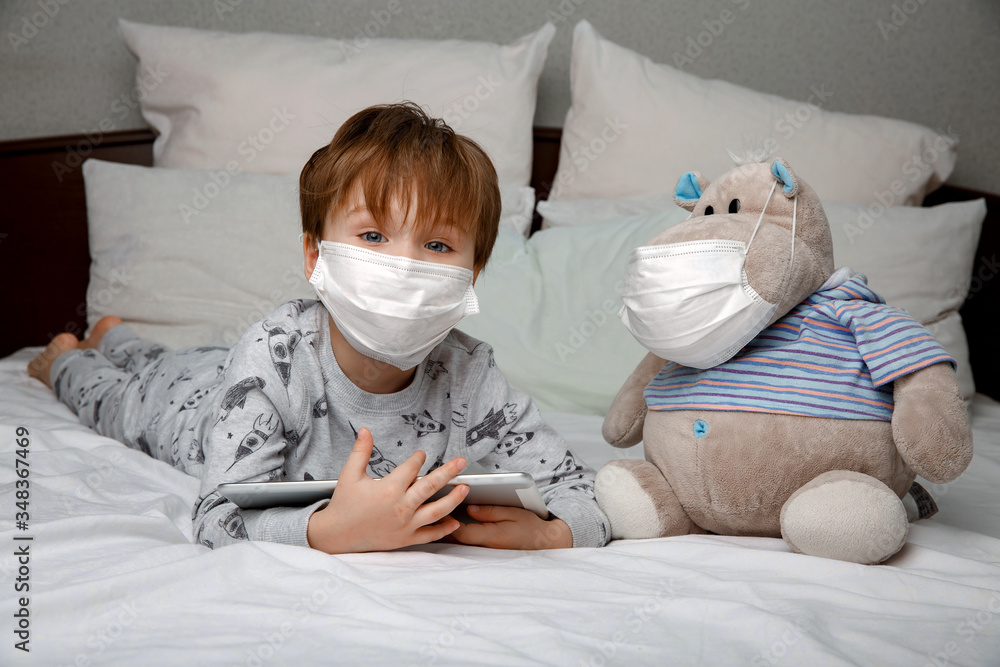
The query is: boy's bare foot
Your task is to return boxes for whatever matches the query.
[27,317,123,389]
[27,333,79,389]
[79,316,123,351]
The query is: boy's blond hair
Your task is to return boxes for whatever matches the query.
[299,102,502,270]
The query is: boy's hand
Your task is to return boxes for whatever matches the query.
[306,427,469,554]
[450,506,573,550]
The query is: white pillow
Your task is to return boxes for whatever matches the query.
[460,211,688,415]
[83,159,535,349]
[550,20,956,206]
[499,186,536,237]
[532,195,986,401]
[538,192,677,228]
[117,19,555,189]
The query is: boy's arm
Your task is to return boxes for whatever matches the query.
[191,321,324,550]
[458,358,611,548]
[193,385,324,549]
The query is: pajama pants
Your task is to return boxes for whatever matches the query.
[50,326,230,477]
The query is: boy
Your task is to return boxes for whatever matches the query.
[28,103,610,553]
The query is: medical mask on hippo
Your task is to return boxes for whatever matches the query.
[309,241,479,371]
[619,160,801,369]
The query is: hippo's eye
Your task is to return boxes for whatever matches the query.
[704,205,715,215]
[729,199,740,214]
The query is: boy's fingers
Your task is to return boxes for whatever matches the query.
[386,449,427,488]
[450,520,513,548]
[410,517,463,545]
[405,457,467,508]
[341,427,375,482]
[451,506,533,547]
[414,484,469,524]
[465,504,525,522]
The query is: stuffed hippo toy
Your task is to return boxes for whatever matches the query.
[595,157,973,564]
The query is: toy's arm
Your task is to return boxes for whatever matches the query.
[602,352,665,448]
[891,362,973,484]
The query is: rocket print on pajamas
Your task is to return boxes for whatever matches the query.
[169,435,182,467]
[549,450,586,486]
[180,386,212,412]
[226,412,279,471]
[285,428,303,448]
[136,359,164,402]
[192,492,229,522]
[312,397,328,419]
[196,524,214,549]
[495,431,534,457]
[425,360,448,380]
[132,413,160,457]
[187,437,205,464]
[348,421,398,476]
[104,387,125,425]
[402,410,447,438]
[262,321,302,387]
[369,444,397,477]
[123,345,167,375]
[286,299,311,315]
[466,403,518,446]
[220,509,249,540]
[218,376,266,422]
[167,369,192,390]
[427,453,445,472]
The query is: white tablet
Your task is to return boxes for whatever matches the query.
[217,472,549,519]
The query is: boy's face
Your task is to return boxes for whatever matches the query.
[304,185,479,283]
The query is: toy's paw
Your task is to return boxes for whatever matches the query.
[595,460,694,540]
[892,363,973,484]
[780,470,908,565]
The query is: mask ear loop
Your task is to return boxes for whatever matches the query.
[779,195,798,296]
[765,195,798,308]
[743,180,797,305]
[746,180,778,252]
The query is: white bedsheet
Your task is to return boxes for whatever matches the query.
[1,347,998,665]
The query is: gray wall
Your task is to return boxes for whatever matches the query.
[2,0,998,194]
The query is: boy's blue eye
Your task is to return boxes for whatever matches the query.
[362,232,385,243]
[425,241,451,253]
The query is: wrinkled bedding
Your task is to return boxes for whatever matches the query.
[1,348,998,665]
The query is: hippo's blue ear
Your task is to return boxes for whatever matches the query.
[770,159,799,197]
[675,172,703,201]
[674,171,708,211]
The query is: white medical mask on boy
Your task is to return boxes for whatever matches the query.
[309,241,479,371]
[619,181,796,369]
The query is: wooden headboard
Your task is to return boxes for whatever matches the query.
[2,128,998,399]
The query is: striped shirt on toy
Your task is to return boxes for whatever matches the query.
[643,272,953,421]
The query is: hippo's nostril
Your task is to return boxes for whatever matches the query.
[705,205,714,215]
[729,199,740,214]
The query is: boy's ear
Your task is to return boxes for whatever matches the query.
[303,233,319,280]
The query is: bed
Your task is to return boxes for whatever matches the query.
[2,17,1000,666]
